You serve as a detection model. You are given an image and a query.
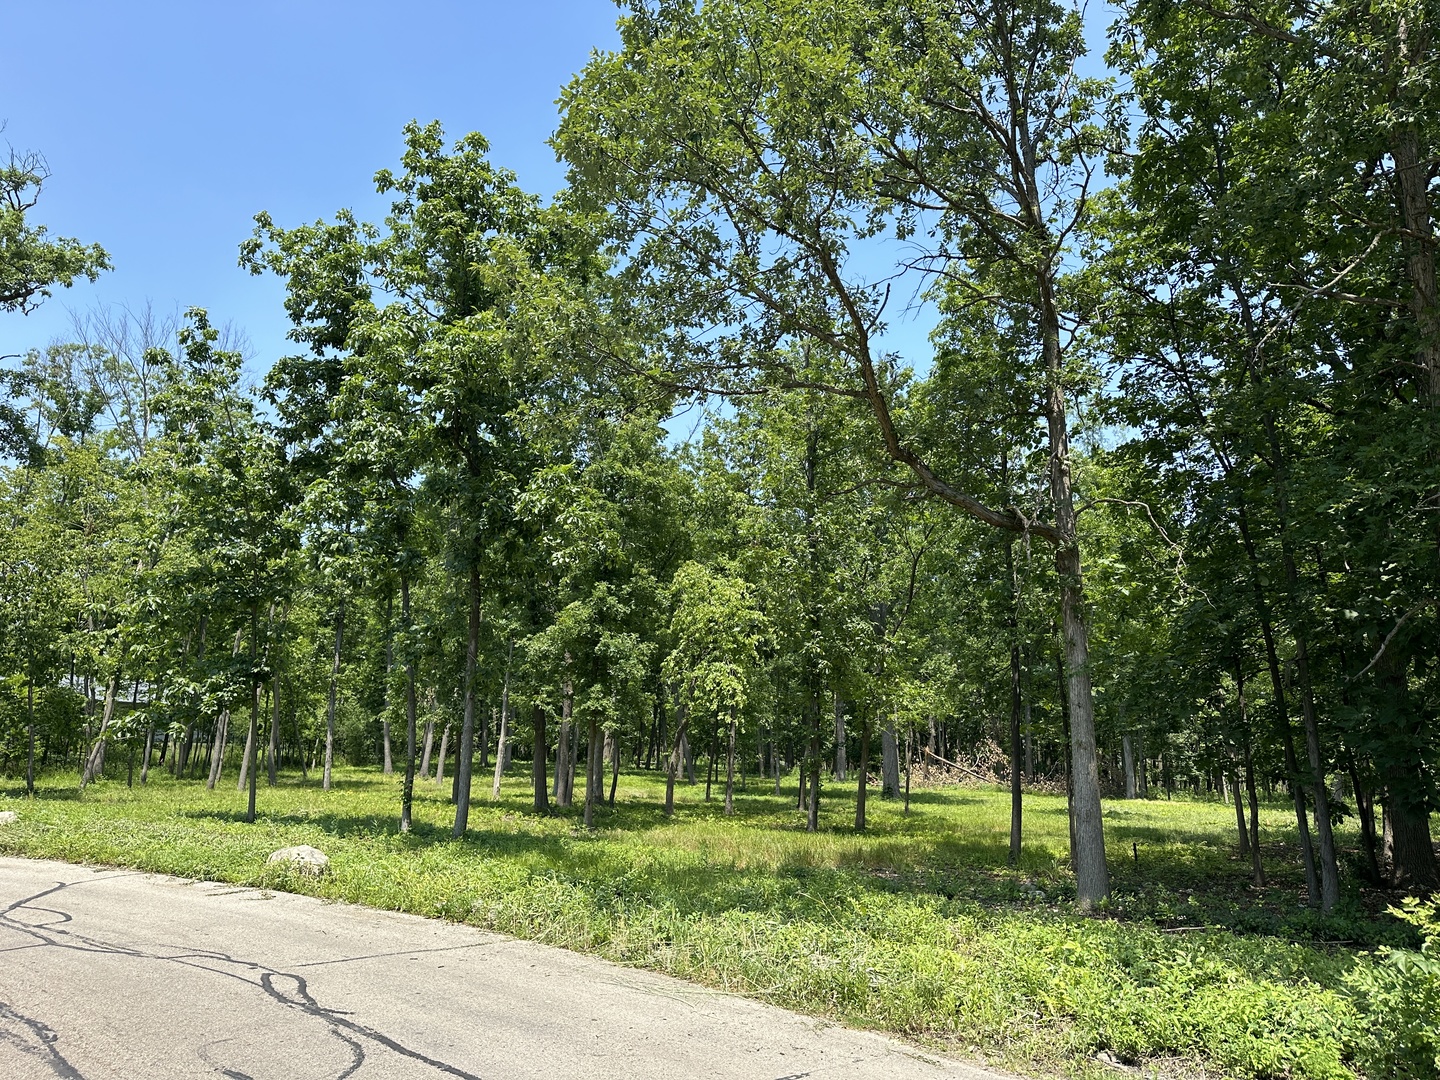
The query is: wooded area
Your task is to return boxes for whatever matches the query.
[2,0,1437,977]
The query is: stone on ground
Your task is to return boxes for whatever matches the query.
[266,845,329,875]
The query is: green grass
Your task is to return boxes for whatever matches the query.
[0,764,1429,1080]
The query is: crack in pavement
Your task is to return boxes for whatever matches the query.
[0,1001,87,1079]
[0,878,485,1080]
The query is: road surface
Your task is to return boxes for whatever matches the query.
[0,856,1006,1080]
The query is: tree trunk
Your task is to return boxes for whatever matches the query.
[1236,510,1320,904]
[1389,796,1439,888]
[452,566,482,837]
[880,723,900,798]
[435,723,451,786]
[1294,633,1340,911]
[553,716,570,802]
[491,649,514,801]
[400,576,418,833]
[532,704,549,815]
[584,718,601,828]
[419,718,435,780]
[607,727,619,807]
[324,603,343,792]
[207,709,229,790]
[82,668,121,789]
[25,678,36,795]
[140,725,153,786]
[664,690,688,817]
[1350,759,1382,885]
[244,604,261,823]
[833,694,847,780]
[267,673,280,786]
[1232,756,1250,855]
[1243,731,1265,886]
[381,591,394,777]
[807,700,821,833]
[1057,645,1077,861]
[1122,735,1137,800]
[855,713,871,831]
[1009,642,1024,865]
[238,709,255,792]
[724,707,737,815]
[555,678,574,806]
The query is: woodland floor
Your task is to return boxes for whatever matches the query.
[0,763,1432,1080]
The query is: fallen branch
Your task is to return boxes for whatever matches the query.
[922,748,995,784]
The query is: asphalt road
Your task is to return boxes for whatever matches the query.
[0,857,1006,1080]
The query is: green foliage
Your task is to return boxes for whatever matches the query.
[1345,898,1440,1079]
[0,147,109,316]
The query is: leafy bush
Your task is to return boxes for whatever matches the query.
[1346,898,1440,1080]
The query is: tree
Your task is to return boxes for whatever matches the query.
[246,121,614,836]
[0,143,109,316]
[558,0,1116,904]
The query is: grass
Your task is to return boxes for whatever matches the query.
[0,763,1431,1080]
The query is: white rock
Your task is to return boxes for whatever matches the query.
[0,810,17,825]
[266,845,329,876]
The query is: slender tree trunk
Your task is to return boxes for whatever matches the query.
[452,566,482,837]
[419,718,435,779]
[267,673,280,786]
[554,678,573,806]
[324,602,344,792]
[664,691,689,817]
[1243,731,1265,886]
[207,709,229,789]
[607,727,619,806]
[1232,754,1250,855]
[880,721,900,798]
[82,668,122,789]
[381,591,394,777]
[1235,511,1319,904]
[807,700,821,833]
[25,678,36,796]
[724,707,737,815]
[238,710,255,791]
[553,716,570,801]
[1350,759,1381,885]
[245,604,261,823]
[904,722,913,814]
[583,718,600,828]
[435,723,451,787]
[140,725,153,786]
[491,644,513,801]
[1009,640,1024,865]
[400,577,418,833]
[1057,645,1076,861]
[532,705,549,815]
[1294,634,1340,911]
[855,713,871,831]
[833,693,846,780]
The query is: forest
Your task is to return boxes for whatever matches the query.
[2,2,1439,1077]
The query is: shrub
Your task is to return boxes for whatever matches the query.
[1346,897,1440,1080]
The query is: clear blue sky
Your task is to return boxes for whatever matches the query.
[0,1,623,372]
[2,2,1112,401]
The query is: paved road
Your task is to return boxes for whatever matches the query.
[0,857,1005,1080]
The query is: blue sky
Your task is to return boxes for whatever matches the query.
[2,1,1113,416]
[0,1,624,372]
